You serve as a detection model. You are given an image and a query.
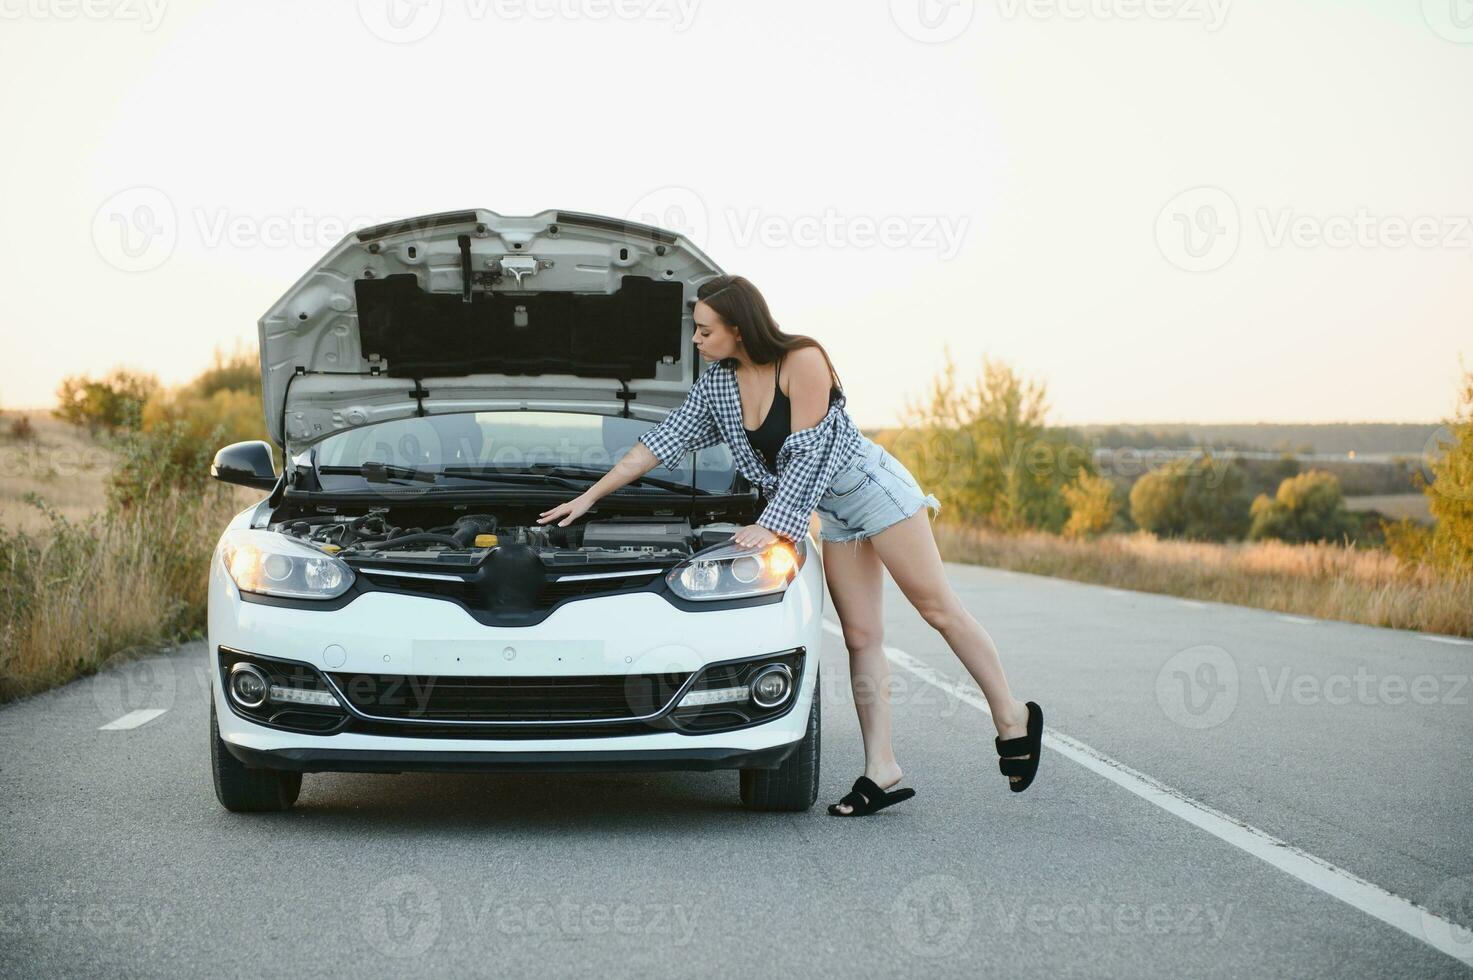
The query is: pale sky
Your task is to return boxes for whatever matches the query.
[1,0,1468,429]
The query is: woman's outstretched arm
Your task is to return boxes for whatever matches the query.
[536,442,664,527]
[538,373,720,528]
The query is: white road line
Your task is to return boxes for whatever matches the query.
[98,708,167,731]
[1276,615,1318,625]
[1419,635,1473,647]
[819,619,1473,968]
[1177,599,1207,609]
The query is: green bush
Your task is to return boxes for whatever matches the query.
[1248,470,1358,544]
[889,348,1094,533]
[1129,453,1251,541]
[107,419,229,512]
[1420,369,1473,574]
[1062,471,1118,539]
[53,369,159,433]
[1382,516,1434,568]
[140,347,267,447]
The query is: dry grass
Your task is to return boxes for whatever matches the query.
[934,522,1473,638]
[0,410,116,532]
[0,488,252,704]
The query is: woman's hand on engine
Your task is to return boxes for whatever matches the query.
[538,494,593,527]
[732,524,779,549]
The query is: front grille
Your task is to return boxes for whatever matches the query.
[343,718,661,739]
[328,671,693,723]
[539,571,663,604]
[358,572,480,604]
[356,568,665,609]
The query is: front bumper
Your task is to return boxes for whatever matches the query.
[223,738,805,774]
[208,552,824,772]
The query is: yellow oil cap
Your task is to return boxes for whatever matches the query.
[474,534,499,548]
[321,544,341,554]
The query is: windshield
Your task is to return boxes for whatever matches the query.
[312,411,736,493]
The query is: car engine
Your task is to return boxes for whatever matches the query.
[274,510,738,568]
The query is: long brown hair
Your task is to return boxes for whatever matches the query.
[695,275,843,391]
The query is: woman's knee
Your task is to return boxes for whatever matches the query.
[841,620,884,653]
[914,592,965,633]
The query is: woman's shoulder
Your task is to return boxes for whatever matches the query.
[780,346,831,389]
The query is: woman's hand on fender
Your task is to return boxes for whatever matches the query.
[733,524,779,549]
[538,494,593,527]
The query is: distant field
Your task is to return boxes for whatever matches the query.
[869,422,1440,457]
[1344,493,1432,522]
[0,410,116,532]
[935,522,1470,638]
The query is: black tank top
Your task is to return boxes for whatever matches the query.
[743,355,841,474]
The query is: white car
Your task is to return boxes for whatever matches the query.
[207,209,823,813]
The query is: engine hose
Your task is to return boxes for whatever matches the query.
[451,514,497,547]
[359,533,464,550]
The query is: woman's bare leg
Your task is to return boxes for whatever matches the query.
[821,535,905,813]
[867,511,1032,783]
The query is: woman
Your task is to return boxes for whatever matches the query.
[537,275,1043,816]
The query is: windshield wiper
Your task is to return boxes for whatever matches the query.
[531,464,700,494]
[440,464,702,494]
[438,468,591,491]
[319,463,438,484]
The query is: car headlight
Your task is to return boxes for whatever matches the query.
[666,539,803,602]
[219,528,354,600]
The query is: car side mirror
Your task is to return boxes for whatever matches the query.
[211,440,279,491]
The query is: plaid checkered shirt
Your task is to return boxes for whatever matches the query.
[637,360,864,543]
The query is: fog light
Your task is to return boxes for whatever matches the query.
[749,665,793,708]
[228,663,269,709]
[269,685,341,708]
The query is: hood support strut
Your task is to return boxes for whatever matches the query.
[616,380,636,419]
[457,235,473,303]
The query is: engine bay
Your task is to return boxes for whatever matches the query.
[272,506,738,570]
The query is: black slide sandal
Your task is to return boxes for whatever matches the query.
[826,775,916,816]
[995,701,1043,793]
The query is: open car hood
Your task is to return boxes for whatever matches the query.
[258,209,725,453]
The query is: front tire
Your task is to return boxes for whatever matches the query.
[739,668,820,811]
[210,703,302,812]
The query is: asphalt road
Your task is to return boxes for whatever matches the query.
[3,562,1471,979]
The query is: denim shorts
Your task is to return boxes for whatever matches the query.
[814,437,942,544]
